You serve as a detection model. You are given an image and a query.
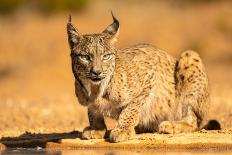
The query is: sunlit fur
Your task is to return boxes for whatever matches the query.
[70,34,116,97]
[67,14,209,143]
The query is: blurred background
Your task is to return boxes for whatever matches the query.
[0,0,232,137]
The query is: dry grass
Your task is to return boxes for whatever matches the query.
[0,0,232,138]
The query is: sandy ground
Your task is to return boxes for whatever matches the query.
[0,0,232,150]
[1,130,232,151]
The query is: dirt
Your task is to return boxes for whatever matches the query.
[1,130,232,151]
[0,0,232,151]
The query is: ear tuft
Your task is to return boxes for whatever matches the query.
[68,15,72,23]
[103,11,120,44]
[110,10,118,27]
[67,15,82,49]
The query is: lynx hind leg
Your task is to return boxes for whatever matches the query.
[176,50,209,127]
[159,50,210,134]
[159,106,198,134]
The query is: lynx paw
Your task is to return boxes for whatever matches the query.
[158,121,177,134]
[158,121,196,134]
[82,126,106,139]
[109,128,135,143]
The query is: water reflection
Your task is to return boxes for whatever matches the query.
[1,148,61,155]
[1,149,232,155]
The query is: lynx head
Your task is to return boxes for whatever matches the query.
[67,12,119,87]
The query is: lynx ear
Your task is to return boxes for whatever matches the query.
[67,15,83,49]
[103,11,120,44]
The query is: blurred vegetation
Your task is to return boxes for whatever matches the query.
[0,0,89,15]
[0,0,21,14]
[0,0,231,15]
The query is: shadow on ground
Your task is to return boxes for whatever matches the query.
[0,130,81,148]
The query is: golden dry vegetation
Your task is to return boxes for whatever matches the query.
[0,0,232,146]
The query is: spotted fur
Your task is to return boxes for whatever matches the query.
[67,14,209,142]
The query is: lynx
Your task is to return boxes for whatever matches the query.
[67,12,209,142]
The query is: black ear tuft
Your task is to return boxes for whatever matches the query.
[67,15,82,49]
[110,11,119,26]
[103,11,120,43]
[68,15,72,23]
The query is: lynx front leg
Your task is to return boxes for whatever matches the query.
[82,107,107,139]
[159,106,198,134]
[109,103,140,143]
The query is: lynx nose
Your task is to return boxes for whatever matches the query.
[91,68,102,76]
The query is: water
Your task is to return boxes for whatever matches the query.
[1,149,232,155]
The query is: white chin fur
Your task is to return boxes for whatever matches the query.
[90,80,102,85]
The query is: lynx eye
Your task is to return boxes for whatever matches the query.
[103,54,113,61]
[78,54,91,62]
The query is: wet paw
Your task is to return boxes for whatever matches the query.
[82,126,106,139]
[109,128,135,143]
